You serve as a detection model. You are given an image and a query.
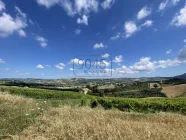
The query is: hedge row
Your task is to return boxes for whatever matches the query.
[0,86,86,100]
[96,97,186,114]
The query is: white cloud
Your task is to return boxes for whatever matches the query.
[141,20,153,27]
[110,32,120,40]
[116,65,136,75]
[77,15,88,25]
[184,39,186,43]
[171,0,180,6]
[74,29,81,35]
[130,57,156,72]
[101,0,115,10]
[0,58,5,64]
[36,64,44,69]
[0,0,5,12]
[124,21,138,38]
[158,0,180,11]
[113,55,123,63]
[157,59,181,68]
[36,0,59,8]
[75,0,98,14]
[45,65,51,67]
[0,5,27,38]
[55,63,65,70]
[69,58,84,65]
[166,49,172,54]
[93,42,105,49]
[171,4,186,26]
[137,6,151,20]
[153,28,158,32]
[15,6,27,19]
[112,56,183,76]
[102,53,110,58]
[158,0,169,11]
[18,29,26,37]
[69,68,74,71]
[36,36,48,47]
[178,46,186,61]
[37,0,98,16]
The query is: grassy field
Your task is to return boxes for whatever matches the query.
[0,93,186,140]
[162,84,186,97]
[0,86,186,114]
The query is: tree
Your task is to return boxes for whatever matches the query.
[153,84,158,88]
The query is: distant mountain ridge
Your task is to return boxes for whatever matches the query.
[174,73,186,80]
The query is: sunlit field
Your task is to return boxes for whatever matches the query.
[0,91,186,140]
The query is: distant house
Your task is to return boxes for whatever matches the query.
[79,88,91,94]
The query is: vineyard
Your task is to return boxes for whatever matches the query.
[0,86,186,114]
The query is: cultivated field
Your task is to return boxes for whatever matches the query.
[162,84,186,97]
[0,93,186,140]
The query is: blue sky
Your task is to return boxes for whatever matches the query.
[0,0,186,79]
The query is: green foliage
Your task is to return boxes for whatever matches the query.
[97,97,186,114]
[0,86,186,114]
[0,86,85,100]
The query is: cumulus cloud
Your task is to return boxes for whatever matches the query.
[102,53,110,58]
[101,0,115,10]
[110,32,120,40]
[36,64,44,69]
[69,58,84,65]
[130,57,156,72]
[141,20,153,27]
[113,55,123,63]
[184,39,186,43]
[124,21,138,38]
[0,4,27,38]
[36,0,116,25]
[18,29,26,37]
[171,4,186,26]
[37,0,98,17]
[157,59,181,68]
[116,65,136,75]
[113,56,183,76]
[137,6,151,20]
[77,15,88,25]
[0,58,5,64]
[36,36,48,47]
[93,42,105,49]
[0,0,5,12]
[74,29,81,35]
[166,49,172,54]
[56,63,65,70]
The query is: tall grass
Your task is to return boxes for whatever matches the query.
[0,93,49,139]
[12,106,186,140]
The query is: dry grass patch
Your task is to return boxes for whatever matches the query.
[12,106,186,140]
[0,93,48,139]
[162,84,186,97]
